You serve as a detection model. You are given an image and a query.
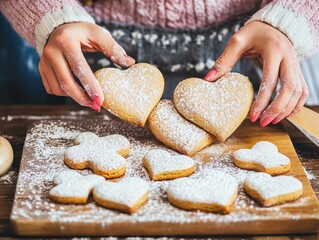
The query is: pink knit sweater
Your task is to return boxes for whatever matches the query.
[1,0,318,58]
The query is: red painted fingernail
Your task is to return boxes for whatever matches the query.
[89,102,101,112]
[272,118,280,124]
[250,111,261,123]
[260,117,273,128]
[204,69,217,81]
[93,95,103,107]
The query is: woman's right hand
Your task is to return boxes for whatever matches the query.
[38,22,135,111]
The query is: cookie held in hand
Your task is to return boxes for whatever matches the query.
[148,100,215,155]
[64,132,130,179]
[94,63,165,126]
[167,170,238,214]
[143,149,195,181]
[174,73,254,142]
[232,141,290,175]
[244,172,303,207]
[93,177,149,213]
[49,171,105,204]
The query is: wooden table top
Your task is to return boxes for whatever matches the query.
[0,105,318,239]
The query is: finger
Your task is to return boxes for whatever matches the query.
[90,27,135,67]
[288,71,309,117]
[272,61,303,123]
[50,52,100,111]
[249,53,281,122]
[42,62,67,97]
[272,80,301,124]
[204,33,247,81]
[62,40,104,108]
[260,58,296,127]
[38,61,52,94]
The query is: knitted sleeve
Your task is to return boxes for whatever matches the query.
[0,0,94,56]
[249,0,319,59]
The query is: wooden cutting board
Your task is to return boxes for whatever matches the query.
[10,119,319,236]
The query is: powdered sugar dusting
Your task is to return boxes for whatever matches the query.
[93,177,149,207]
[65,132,129,171]
[233,141,290,168]
[244,172,303,199]
[10,120,311,234]
[168,170,238,206]
[95,63,164,123]
[143,149,194,175]
[50,171,104,199]
[149,100,214,154]
[174,73,253,140]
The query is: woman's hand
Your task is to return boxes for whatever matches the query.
[38,22,135,111]
[205,21,309,127]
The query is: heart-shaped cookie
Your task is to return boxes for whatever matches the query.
[93,177,149,213]
[232,141,291,175]
[148,100,215,155]
[174,73,254,142]
[167,170,238,214]
[244,172,303,207]
[94,63,164,126]
[143,149,195,181]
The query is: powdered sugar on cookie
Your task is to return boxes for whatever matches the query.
[174,73,254,142]
[94,63,164,126]
[233,141,290,175]
[64,132,130,178]
[93,177,149,213]
[143,149,195,180]
[148,100,215,155]
[49,171,104,204]
[244,172,303,200]
[167,170,238,213]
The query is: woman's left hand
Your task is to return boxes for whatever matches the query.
[204,21,309,127]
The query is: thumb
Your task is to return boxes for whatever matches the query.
[204,34,246,81]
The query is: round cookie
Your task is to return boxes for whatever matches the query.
[0,136,14,177]
[244,172,303,207]
[94,63,165,126]
[167,170,238,214]
[143,149,195,181]
[232,141,291,175]
[174,73,254,142]
[148,100,215,155]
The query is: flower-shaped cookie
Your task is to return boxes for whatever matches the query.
[93,177,149,213]
[232,141,290,175]
[244,172,303,206]
[49,171,105,204]
[143,149,195,181]
[64,132,130,179]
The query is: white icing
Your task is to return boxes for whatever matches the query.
[65,132,129,171]
[233,141,290,168]
[144,149,195,175]
[149,100,214,153]
[50,171,104,198]
[93,177,149,207]
[167,170,238,206]
[244,172,303,199]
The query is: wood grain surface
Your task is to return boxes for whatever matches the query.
[0,105,319,239]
